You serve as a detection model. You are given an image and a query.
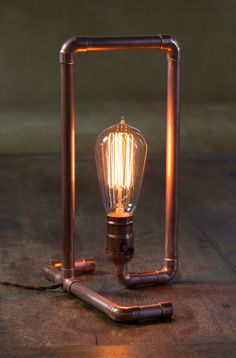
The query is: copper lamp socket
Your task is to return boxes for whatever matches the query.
[106,215,134,264]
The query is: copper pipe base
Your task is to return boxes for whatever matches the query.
[42,262,173,322]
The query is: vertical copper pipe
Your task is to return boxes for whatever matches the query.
[164,44,180,269]
[108,38,180,287]
[61,62,75,279]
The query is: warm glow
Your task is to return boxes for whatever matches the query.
[107,129,134,214]
[53,261,62,268]
[107,132,134,189]
[95,117,147,217]
[166,119,173,182]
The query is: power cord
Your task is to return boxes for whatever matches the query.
[0,280,62,290]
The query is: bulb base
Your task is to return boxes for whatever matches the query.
[106,215,134,264]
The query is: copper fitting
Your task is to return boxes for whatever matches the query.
[42,259,96,283]
[65,279,173,322]
[115,259,178,288]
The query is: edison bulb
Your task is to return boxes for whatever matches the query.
[95,117,147,218]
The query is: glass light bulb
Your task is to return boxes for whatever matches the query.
[95,117,147,218]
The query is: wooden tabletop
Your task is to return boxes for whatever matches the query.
[0,154,235,357]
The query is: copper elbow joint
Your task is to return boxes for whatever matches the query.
[63,277,173,322]
[109,302,173,322]
[114,258,178,288]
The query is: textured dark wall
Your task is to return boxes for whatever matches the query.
[0,0,235,107]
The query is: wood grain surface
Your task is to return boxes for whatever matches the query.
[0,154,235,356]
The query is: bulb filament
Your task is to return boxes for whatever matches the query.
[107,131,134,214]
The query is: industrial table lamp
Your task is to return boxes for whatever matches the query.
[42,35,180,322]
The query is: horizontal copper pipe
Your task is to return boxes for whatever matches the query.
[59,35,180,63]
[53,259,96,273]
[43,264,173,322]
[42,259,96,284]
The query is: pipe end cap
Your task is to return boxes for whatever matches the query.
[160,302,173,318]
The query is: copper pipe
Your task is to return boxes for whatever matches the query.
[61,61,76,279]
[59,35,179,63]
[60,36,162,63]
[165,40,180,263]
[57,35,180,320]
[115,260,177,288]
[52,259,96,273]
[60,35,180,278]
[42,264,62,284]
[112,36,180,288]
[43,265,173,322]
[64,279,172,322]
[42,259,96,284]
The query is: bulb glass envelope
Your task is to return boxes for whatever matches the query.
[95,117,147,217]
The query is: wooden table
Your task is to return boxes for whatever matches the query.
[0,154,235,357]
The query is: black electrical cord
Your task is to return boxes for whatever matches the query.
[0,280,62,290]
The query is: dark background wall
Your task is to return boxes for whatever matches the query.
[0,0,235,108]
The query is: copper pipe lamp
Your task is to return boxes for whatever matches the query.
[42,35,181,322]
